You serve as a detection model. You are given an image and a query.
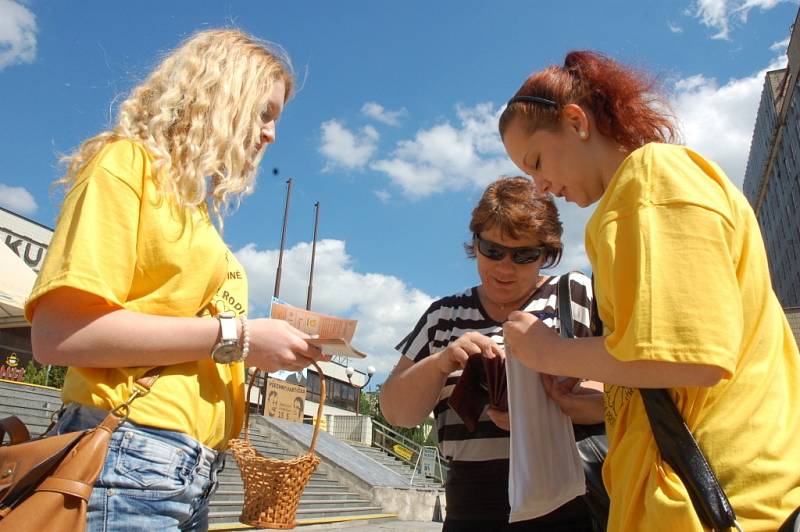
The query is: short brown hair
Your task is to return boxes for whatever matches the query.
[465,176,563,268]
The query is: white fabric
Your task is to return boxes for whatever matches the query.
[0,242,37,326]
[506,344,586,522]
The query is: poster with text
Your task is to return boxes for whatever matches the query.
[265,378,307,422]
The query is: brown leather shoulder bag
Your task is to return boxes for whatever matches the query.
[0,370,161,531]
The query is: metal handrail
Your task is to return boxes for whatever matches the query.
[371,419,446,484]
[371,419,425,453]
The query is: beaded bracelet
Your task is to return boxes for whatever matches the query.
[240,314,250,361]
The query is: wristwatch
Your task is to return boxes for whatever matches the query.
[211,311,243,363]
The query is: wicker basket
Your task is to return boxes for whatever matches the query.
[228,361,326,529]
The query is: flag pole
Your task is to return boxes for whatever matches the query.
[262,176,292,415]
[306,201,320,310]
[273,178,293,300]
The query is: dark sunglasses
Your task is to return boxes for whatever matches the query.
[474,233,545,265]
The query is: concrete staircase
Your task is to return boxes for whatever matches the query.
[209,428,393,529]
[0,380,396,529]
[0,379,61,436]
[347,442,442,489]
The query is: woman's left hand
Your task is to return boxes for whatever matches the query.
[502,310,561,370]
[486,408,510,431]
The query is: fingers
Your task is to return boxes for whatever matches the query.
[486,408,510,431]
[460,331,502,358]
[282,320,312,339]
[506,310,537,325]
[557,376,581,393]
[541,374,565,401]
[541,373,556,393]
[450,346,470,366]
[489,343,505,359]
[506,310,527,322]
[247,319,333,372]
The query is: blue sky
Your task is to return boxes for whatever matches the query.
[0,0,795,384]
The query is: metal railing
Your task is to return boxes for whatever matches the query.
[371,419,446,484]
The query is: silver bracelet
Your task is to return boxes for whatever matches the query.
[240,314,250,361]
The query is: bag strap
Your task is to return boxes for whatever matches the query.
[0,416,31,445]
[91,367,163,426]
[640,389,741,531]
[588,275,740,530]
[589,275,603,337]
[557,273,574,339]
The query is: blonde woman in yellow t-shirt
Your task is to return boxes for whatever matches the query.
[25,29,327,530]
[498,51,800,531]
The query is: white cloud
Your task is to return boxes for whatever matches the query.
[370,102,518,198]
[771,36,791,51]
[361,102,407,126]
[691,0,791,40]
[367,101,592,277]
[373,189,391,203]
[548,199,593,276]
[319,120,379,171]
[235,239,434,377]
[669,21,684,33]
[0,0,36,71]
[671,52,787,188]
[0,183,37,214]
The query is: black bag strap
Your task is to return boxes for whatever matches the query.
[557,273,574,339]
[640,389,741,531]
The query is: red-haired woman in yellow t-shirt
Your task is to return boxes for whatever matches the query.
[500,50,800,531]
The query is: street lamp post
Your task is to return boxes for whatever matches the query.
[346,365,376,414]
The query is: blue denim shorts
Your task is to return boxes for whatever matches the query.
[49,403,226,531]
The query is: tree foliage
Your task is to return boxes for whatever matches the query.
[23,361,67,388]
[360,386,436,446]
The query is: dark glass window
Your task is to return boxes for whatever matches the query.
[305,370,359,412]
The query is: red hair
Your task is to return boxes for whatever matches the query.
[499,51,677,150]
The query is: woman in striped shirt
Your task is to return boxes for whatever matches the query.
[380,176,599,532]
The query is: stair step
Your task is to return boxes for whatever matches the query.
[208,513,398,530]
[212,491,360,502]
[208,506,385,524]
[217,471,331,483]
[216,478,339,489]
[210,498,371,510]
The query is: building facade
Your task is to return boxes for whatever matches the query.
[0,207,53,381]
[742,9,800,307]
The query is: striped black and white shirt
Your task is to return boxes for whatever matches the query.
[395,273,595,463]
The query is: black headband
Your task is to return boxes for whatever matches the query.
[507,95,558,108]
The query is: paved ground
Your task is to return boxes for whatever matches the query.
[295,521,442,531]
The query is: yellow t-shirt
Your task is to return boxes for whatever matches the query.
[25,139,246,450]
[586,143,800,531]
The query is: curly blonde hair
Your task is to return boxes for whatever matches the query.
[60,28,294,224]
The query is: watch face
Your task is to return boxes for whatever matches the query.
[212,342,242,364]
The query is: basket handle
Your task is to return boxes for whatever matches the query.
[307,360,325,455]
[241,360,326,457]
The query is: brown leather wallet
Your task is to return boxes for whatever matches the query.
[447,354,507,432]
